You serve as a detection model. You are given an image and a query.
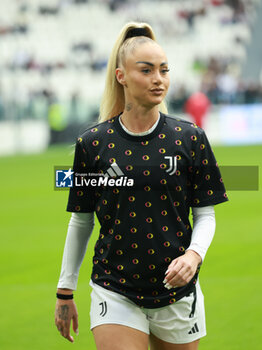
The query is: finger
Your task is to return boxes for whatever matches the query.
[56,319,72,341]
[62,321,70,337]
[168,270,186,287]
[170,265,196,287]
[56,321,64,334]
[167,256,195,277]
[72,313,79,335]
[65,334,74,343]
[63,323,74,343]
[169,271,191,287]
[164,259,182,282]
[166,258,179,274]
[164,263,191,288]
[58,325,65,338]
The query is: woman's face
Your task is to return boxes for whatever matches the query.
[116,42,170,109]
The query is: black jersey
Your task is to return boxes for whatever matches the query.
[66,112,228,308]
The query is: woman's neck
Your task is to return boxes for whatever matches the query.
[120,105,159,133]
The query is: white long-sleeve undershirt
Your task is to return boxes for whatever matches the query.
[57,206,215,290]
[186,205,216,260]
[57,212,95,290]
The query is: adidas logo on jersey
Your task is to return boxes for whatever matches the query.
[104,162,124,178]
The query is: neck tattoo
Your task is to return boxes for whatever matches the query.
[125,103,133,111]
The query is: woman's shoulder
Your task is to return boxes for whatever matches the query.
[78,116,117,141]
[162,113,206,136]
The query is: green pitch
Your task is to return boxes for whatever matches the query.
[0,143,261,350]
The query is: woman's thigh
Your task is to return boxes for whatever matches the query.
[90,281,149,334]
[92,324,149,350]
[150,333,199,350]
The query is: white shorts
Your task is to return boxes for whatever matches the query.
[89,280,206,344]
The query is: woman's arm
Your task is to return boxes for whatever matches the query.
[186,205,216,262]
[164,206,216,289]
[57,212,95,289]
[55,212,95,342]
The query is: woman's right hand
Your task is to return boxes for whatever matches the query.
[55,298,79,343]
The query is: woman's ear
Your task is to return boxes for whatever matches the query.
[116,67,127,86]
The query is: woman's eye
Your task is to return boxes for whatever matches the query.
[161,69,170,74]
[142,69,151,74]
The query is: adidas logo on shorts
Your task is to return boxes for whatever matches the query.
[188,323,199,334]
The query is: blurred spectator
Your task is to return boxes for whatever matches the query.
[185,92,211,128]
[0,23,28,36]
[210,0,224,6]
[225,0,246,22]
[177,7,206,31]
[201,71,219,104]
[0,90,5,120]
[48,97,68,144]
[69,91,80,121]
[108,0,128,12]
[244,82,262,104]
[39,6,60,16]
[169,84,189,113]
[216,70,238,104]
[72,41,93,52]
[74,0,89,4]
[90,58,107,71]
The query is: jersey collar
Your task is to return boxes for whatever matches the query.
[114,112,166,142]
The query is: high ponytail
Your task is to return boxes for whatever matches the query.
[99,22,168,123]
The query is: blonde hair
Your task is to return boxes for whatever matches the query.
[99,22,168,122]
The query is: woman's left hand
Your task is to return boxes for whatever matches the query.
[163,250,202,290]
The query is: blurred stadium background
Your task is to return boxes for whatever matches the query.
[0,0,262,349]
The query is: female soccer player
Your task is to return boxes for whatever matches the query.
[55,22,228,350]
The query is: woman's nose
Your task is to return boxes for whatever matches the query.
[152,71,162,84]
